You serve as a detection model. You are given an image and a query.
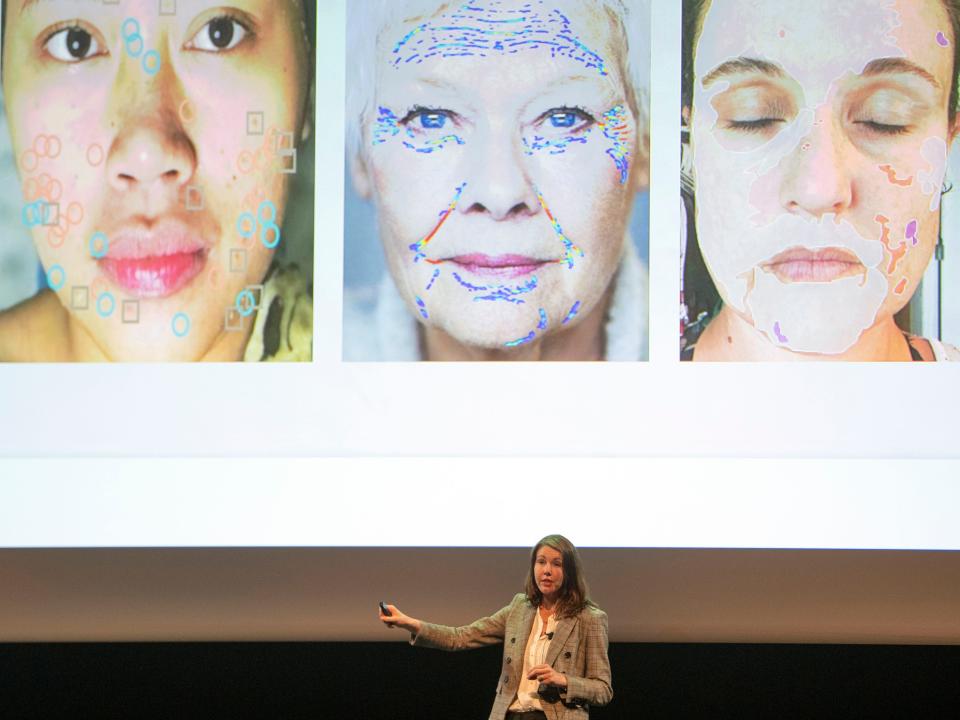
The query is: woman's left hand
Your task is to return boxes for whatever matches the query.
[527,664,567,687]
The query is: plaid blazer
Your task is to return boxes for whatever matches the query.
[413,593,613,720]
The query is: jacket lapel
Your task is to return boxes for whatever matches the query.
[512,602,536,662]
[545,615,578,667]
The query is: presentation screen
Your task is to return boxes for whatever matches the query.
[1,1,959,553]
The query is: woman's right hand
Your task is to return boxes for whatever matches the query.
[379,603,421,635]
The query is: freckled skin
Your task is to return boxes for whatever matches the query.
[0,0,310,361]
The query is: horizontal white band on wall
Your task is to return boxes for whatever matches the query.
[1,457,958,550]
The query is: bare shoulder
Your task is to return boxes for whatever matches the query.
[0,291,70,362]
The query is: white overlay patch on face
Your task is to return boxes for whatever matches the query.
[748,256,889,354]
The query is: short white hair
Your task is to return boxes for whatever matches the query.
[345,0,651,160]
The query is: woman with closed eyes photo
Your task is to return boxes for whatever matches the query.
[681,0,960,361]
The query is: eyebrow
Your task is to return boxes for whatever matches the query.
[702,56,941,91]
[21,0,98,10]
[861,57,941,90]
[702,57,785,87]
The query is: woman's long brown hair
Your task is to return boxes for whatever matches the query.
[524,534,594,619]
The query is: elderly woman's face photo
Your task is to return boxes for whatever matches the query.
[2,0,309,361]
[360,0,640,354]
[689,0,955,356]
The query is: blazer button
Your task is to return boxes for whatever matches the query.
[506,657,512,664]
[511,638,516,644]
[564,651,572,659]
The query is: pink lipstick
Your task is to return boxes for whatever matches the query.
[97,222,209,298]
[447,253,553,280]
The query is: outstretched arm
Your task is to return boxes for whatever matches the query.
[380,597,518,651]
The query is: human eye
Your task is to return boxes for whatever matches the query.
[848,87,927,140]
[724,117,787,134]
[712,85,795,143]
[186,14,252,53]
[537,106,595,133]
[853,119,910,136]
[849,99,913,137]
[43,24,106,63]
[400,106,458,131]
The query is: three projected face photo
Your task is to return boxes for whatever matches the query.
[0,0,314,362]
[345,0,650,362]
[681,0,960,361]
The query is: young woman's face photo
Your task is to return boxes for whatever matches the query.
[3,0,309,361]
[690,0,955,354]
[363,0,640,351]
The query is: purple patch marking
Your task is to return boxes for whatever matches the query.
[773,322,789,344]
[906,219,919,246]
[937,31,950,47]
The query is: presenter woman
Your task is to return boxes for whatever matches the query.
[378,535,612,720]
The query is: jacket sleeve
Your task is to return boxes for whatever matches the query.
[410,595,519,651]
[562,609,613,707]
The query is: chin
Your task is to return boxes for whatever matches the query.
[91,324,209,362]
[436,318,540,351]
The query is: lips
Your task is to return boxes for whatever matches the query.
[97,223,210,298]
[761,247,865,283]
[446,253,553,280]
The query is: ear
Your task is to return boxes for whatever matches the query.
[630,106,650,193]
[682,105,691,130]
[631,133,650,193]
[300,81,315,144]
[350,148,374,200]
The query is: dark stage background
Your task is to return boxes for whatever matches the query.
[2,642,958,719]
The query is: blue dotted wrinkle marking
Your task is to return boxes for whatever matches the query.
[505,331,536,348]
[390,1,608,76]
[451,273,539,305]
[415,296,429,319]
[537,308,548,330]
[562,300,581,325]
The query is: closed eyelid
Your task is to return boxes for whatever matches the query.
[728,96,793,117]
[713,88,796,119]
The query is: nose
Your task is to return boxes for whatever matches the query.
[778,112,853,219]
[457,126,539,221]
[105,50,196,207]
[107,123,195,193]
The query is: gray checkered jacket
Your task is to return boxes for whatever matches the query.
[413,593,613,720]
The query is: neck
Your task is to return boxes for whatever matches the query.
[693,305,912,362]
[60,299,254,362]
[422,288,611,362]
